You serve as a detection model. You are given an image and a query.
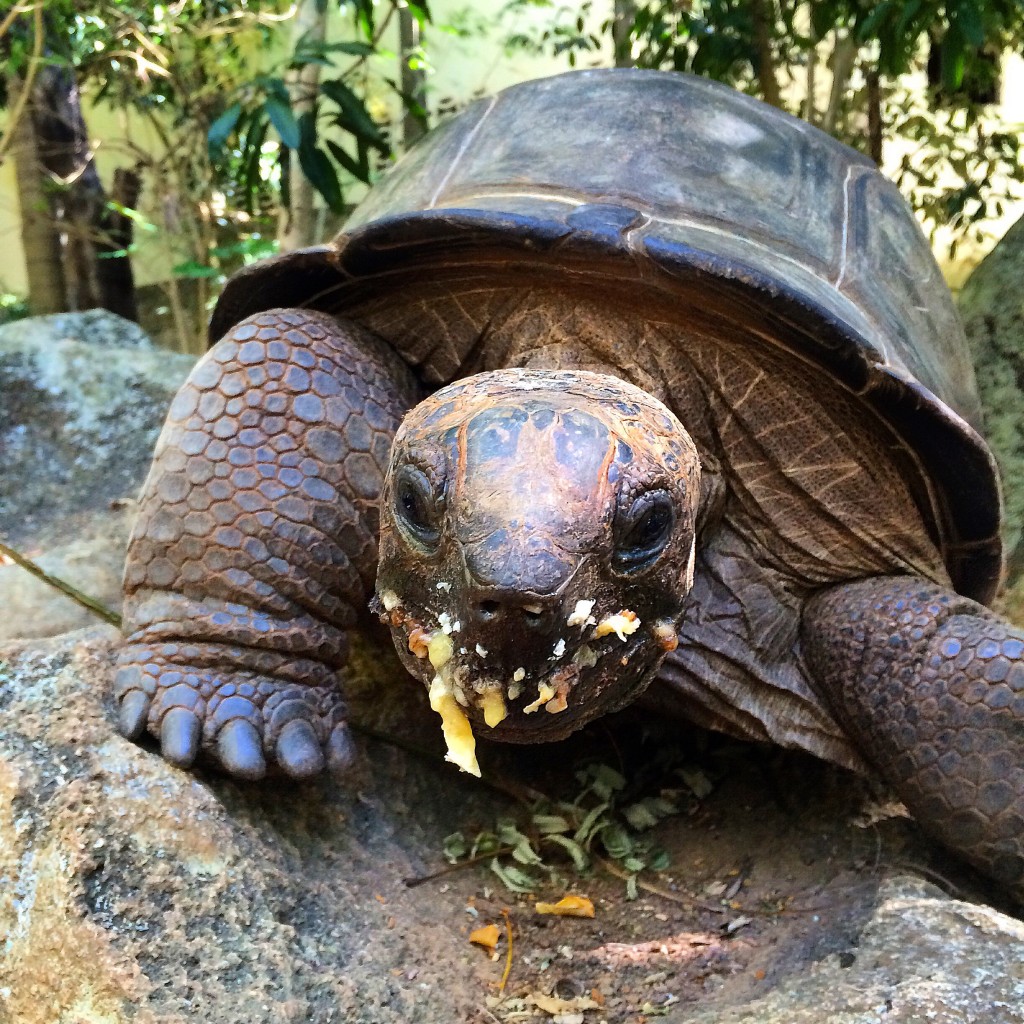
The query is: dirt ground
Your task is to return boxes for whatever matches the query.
[333,626,1019,1023]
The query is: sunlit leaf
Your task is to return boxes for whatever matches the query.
[265,96,300,150]
[207,102,241,156]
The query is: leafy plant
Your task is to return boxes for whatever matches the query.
[443,759,713,899]
[0,292,31,326]
[504,0,1024,255]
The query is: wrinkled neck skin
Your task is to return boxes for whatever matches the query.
[373,367,701,745]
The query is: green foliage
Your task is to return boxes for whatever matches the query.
[442,758,713,899]
[505,0,1024,254]
[0,292,31,326]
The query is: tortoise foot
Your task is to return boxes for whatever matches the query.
[114,642,353,781]
[804,576,1024,899]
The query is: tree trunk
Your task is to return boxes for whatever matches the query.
[399,3,426,147]
[9,74,67,315]
[96,168,141,322]
[29,63,140,320]
[866,67,883,166]
[612,0,636,69]
[279,0,327,252]
[822,33,857,133]
[749,0,782,107]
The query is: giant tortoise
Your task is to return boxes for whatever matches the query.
[114,69,1024,896]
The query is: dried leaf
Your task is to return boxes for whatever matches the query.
[531,992,601,1014]
[535,895,596,918]
[469,923,501,950]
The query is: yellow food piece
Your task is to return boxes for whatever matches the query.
[480,689,507,728]
[534,895,596,918]
[429,675,480,777]
[469,923,501,950]
[545,691,568,714]
[594,609,640,641]
[427,631,454,670]
[522,683,556,714]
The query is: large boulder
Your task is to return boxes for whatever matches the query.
[0,311,194,639]
[1,627,1021,1023]
[959,218,1024,614]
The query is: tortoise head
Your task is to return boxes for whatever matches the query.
[373,369,700,747]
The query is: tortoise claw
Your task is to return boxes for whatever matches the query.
[326,724,356,774]
[161,707,201,767]
[276,719,326,779]
[118,690,151,739]
[218,719,267,781]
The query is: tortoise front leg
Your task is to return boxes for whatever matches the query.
[115,308,418,780]
[803,576,1024,898]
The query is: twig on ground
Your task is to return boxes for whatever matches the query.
[0,539,122,629]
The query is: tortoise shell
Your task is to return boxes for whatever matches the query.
[211,68,1002,603]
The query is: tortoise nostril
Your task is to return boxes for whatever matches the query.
[521,603,546,626]
[474,598,551,626]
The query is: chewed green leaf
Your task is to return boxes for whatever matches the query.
[442,831,467,863]
[545,834,590,872]
[573,802,610,846]
[469,831,501,858]
[490,858,539,894]
[678,766,714,799]
[601,823,633,861]
[511,838,544,867]
[533,814,572,835]
[647,848,671,872]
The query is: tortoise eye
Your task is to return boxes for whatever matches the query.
[613,490,675,572]
[394,465,442,550]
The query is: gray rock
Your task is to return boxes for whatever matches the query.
[0,311,194,639]
[1,628,1021,1024]
[959,218,1024,610]
[683,876,1024,1023]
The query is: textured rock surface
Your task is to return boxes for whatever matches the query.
[2,628,1022,1023]
[0,629,500,1024]
[959,217,1024,610]
[0,311,194,639]
[684,877,1024,1023]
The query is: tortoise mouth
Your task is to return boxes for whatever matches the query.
[371,588,670,743]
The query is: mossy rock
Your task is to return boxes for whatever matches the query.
[959,215,1024,620]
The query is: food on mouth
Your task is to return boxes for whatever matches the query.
[428,675,480,776]
[594,609,640,641]
[523,683,557,714]
[567,599,597,629]
[408,626,431,658]
[573,644,598,668]
[480,688,508,727]
[426,630,480,776]
[652,619,680,651]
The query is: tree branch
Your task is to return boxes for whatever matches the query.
[749,0,782,107]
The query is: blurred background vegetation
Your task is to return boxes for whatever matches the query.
[1,0,1023,353]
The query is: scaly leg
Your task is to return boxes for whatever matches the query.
[115,308,418,780]
[803,576,1024,897]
